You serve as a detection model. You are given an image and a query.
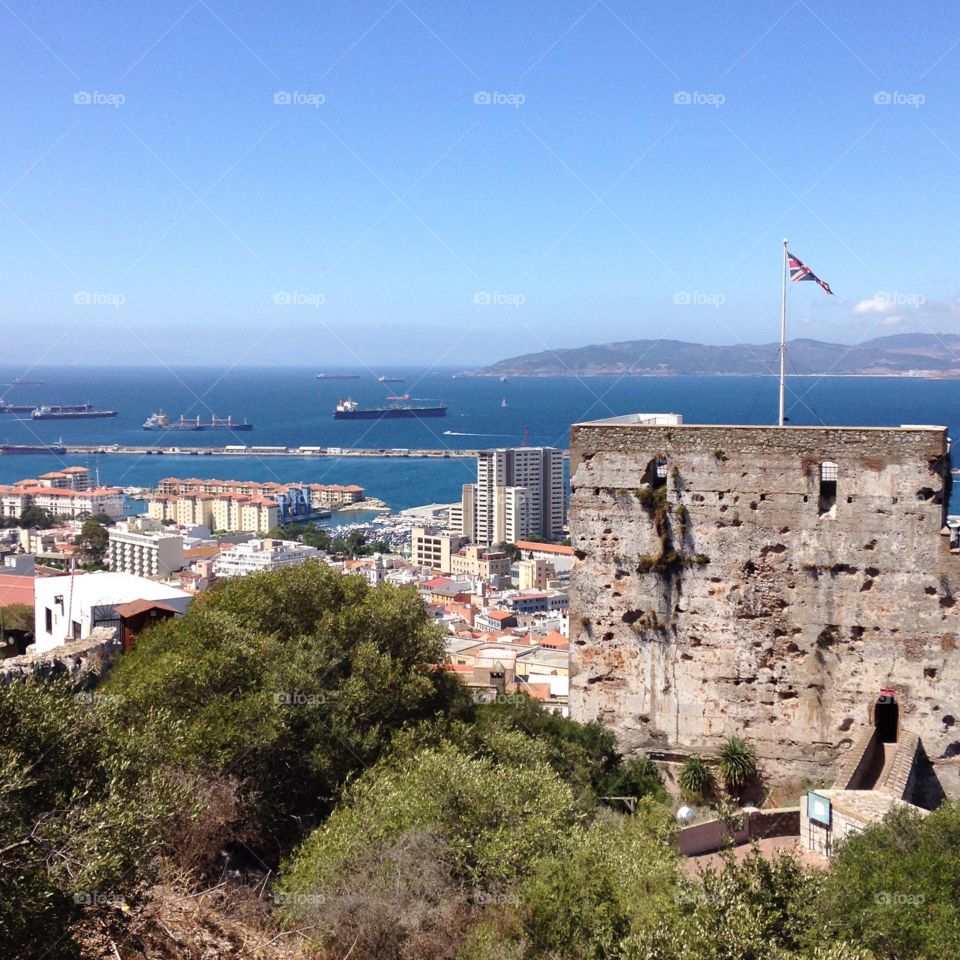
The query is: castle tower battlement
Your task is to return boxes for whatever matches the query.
[568,415,958,798]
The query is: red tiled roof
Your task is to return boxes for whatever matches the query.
[113,599,180,618]
[514,541,574,556]
[420,577,455,589]
[0,574,34,607]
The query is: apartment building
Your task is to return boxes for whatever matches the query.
[29,486,124,520]
[464,448,566,546]
[449,544,512,581]
[516,557,556,590]
[156,478,363,513]
[107,517,185,579]
[410,526,468,572]
[212,539,320,578]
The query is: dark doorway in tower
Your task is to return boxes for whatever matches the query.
[874,691,899,743]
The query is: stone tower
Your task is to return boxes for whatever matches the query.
[568,414,959,797]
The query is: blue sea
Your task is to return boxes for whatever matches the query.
[2,365,960,511]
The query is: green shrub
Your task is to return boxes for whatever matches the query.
[679,754,715,800]
[514,802,681,959]
[278,742,581,940]
[818,800,960,960]
[0,679,197,959]
[718,736,758,794]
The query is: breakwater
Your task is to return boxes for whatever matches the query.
[56,445,570,459]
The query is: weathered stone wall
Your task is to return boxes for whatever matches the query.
[568,421,960,798]
[0,627,120,687]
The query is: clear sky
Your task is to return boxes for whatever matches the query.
[2,0,958,367]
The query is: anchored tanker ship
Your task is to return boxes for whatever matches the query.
[143,411,253,431]
[32,404,117,420]
[333,397,446,420]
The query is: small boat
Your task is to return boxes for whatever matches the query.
[499,376,508,383]
[501,398,508,407]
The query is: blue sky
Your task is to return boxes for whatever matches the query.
[2,0,959,366]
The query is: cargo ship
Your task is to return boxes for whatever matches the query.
[0,442,66,455]
[377,376,405,383]
[32,404,117,420]
[334,397,446,420]
[0,400,38,414]
[143,411,253,431]
[317,373,360,380]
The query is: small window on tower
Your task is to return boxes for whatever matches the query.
[819,461,838,518]
[643,457,668,489]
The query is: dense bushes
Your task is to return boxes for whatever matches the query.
[3,561,959,960]
[105,562,468,854]
[0,679,205,958]
[820,800,960,960]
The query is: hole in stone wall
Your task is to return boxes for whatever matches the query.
[875,696,899,743]
[642,457,668,489]
[818,460,838,518]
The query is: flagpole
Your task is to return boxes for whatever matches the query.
[778,238,788,427]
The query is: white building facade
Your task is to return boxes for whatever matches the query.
[212,539,320,578]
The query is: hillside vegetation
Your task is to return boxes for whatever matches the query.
[1,560,957,959]
[470,333,960,377]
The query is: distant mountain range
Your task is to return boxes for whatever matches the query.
[469,334,960,378]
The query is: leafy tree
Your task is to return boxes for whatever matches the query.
[105,561,467,856]
[78,517,109,565]
[718,736,758,794]
[18,506,55,529]
[499,542,522,562]
[636,847,828,960]
[468,697,666,807]
[818,800,960,960]
[680,754,715,801]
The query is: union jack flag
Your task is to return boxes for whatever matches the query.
[788,252,833,295]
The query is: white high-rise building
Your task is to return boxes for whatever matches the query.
[466,447,566,546]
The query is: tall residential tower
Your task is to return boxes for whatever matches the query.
[462,447,566,546]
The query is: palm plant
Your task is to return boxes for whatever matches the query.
[679,754,715,800]
[718,736,758,794]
